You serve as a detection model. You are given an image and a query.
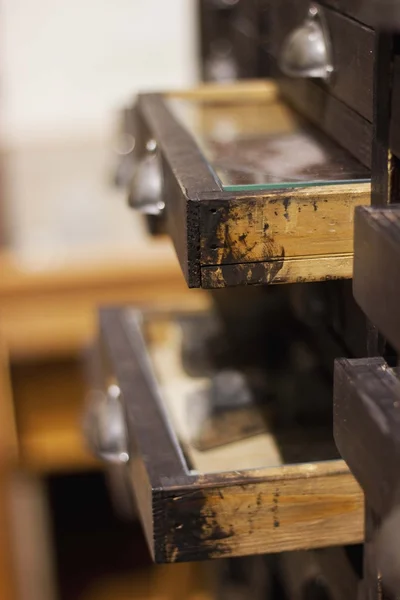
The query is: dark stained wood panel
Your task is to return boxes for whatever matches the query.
[276,76,372,167]
[390,56,400,161]
[135,86,370,288]
[353,205,400,353]
[317,4,375,123]
[334,357,400,518]
[319,0,375,26]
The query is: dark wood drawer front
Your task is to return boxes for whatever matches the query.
[270,2,375,123]
[353,205,400,355]
[390,57,400,160]
[277,75,372,168]
[320,5,374,123]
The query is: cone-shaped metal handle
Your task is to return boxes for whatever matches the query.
[83,384,129,465]
[279,5,333,80]
[128,145,164,216]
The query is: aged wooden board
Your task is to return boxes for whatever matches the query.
[200,254,354,288]
[200,184,370,266]
[98,308,364,564]
[156,463,363,563]
[136,84,371,289]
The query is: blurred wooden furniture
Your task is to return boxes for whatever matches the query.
[0,240,206,599]
[0,342,17,600]
[0,240,206,473]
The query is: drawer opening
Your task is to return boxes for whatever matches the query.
[99,306,363,562]
[137,82,371,287]
[138,299,343,476]
[166,93,370,192]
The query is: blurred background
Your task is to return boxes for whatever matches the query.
[0,2,208,599]
[0,0,272,596]
[0,0,198,262]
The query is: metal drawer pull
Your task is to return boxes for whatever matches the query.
[83,384,129,464]
[279,5,333,80]
[128,140,164,216]
[113,132,136,189]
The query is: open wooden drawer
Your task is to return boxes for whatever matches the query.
[133,81,371,289]
[94,306,364,564]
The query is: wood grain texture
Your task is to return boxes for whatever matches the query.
[200,254,354,288]
[353,205,400,354]
[138,88,371,288]
[165,80,278,103]
[200,183,370,266]
[155,462,363,563]
[100,308,364,564]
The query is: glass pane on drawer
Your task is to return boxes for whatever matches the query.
[138,309,339,476]
[166,97,370,191]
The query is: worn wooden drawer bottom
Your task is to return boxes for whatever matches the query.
[97,307,364,563]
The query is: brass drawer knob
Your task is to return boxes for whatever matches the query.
[279,5,333,80]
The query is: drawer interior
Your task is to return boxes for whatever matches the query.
[138,83,371,288]
[142,310,339,475]
[167,93,370,192]
[99,305,363,562]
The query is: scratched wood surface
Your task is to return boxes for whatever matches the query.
[200,184,370,265]
[200,254,355,288]
[138,85,371,288]
[155,462,363,563]
[99,308,364,564]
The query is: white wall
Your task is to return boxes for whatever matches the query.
[0,0,199,262]
[0,0,199,145]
